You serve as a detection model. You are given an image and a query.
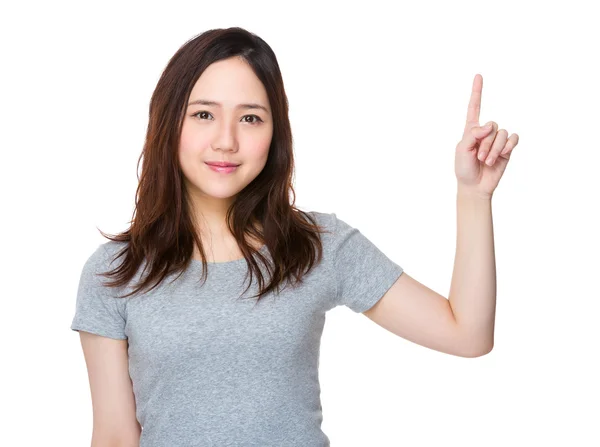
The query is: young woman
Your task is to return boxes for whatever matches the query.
[70,27,518,446]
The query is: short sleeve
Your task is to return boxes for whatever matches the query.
[330,213,404,313]
[70,244,128,340]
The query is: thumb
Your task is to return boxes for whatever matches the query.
[458,122,494,152]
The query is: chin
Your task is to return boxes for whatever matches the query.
[198,186,244,200]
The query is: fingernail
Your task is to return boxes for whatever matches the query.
[486,157,494,166]
[479,153,486,161]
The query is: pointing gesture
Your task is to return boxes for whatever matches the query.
[455,74,519,199]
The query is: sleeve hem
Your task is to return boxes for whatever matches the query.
[351,265,404,314]
[70,324,128,340]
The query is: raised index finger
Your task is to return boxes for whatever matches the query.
[465,73,483,129]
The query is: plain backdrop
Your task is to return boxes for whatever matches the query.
[1,0,599,446]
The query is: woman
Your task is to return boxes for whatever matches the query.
[70,27,518,446]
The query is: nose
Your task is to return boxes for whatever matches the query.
[211,118,238,153]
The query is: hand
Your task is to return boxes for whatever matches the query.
[455,74,519,199]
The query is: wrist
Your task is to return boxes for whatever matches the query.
[457,184,493,202]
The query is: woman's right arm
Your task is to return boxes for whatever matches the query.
[78,331,141,446]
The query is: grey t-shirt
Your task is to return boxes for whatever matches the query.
[71,211,404,446]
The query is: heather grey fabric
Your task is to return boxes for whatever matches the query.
[71,211,404,446]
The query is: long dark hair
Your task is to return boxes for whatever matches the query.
[97,27,327,303]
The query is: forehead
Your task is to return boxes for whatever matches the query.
[189,57,269,105]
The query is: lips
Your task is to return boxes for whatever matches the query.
[205,163,239,174]
[205,161,240,167]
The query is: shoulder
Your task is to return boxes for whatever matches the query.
[80,241,129,279]
[97,240,128,265]
[303,209,336,229]
[304,210,355,239]
[301,210,345,259]
[302,210,339,239]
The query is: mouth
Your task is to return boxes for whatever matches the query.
[205,161,241,167]
[205,162,239,174]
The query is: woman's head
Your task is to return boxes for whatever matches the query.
[142,27,292,219]
[179,56,273,210]
[99,27,326,304]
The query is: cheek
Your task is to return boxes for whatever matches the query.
[178,132,211,175]
[246,135,272,163]
[179,127,210,156]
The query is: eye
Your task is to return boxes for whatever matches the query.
[192,111,213,120]
[191,111,264,125]
[242,114,264,125]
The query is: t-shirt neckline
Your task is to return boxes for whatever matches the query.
[190,244,269,267]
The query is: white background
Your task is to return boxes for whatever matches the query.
[2,0,599,446]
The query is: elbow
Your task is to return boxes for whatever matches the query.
[461,343,494,358]
[456,325,494,358]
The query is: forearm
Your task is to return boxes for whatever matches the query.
[448,184,497,355]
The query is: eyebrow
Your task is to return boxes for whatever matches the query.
[187,99,269,113]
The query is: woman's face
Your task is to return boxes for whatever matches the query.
[179,57,273,206]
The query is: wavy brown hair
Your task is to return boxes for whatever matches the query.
[96,27,328,305]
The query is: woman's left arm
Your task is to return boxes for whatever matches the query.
[448,186,496,354]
